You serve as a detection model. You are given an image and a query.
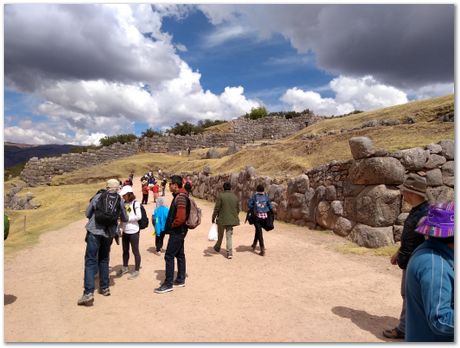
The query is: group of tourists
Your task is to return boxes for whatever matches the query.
[77,171,453,342]
[139,171,167,204]
[382,173,454,342]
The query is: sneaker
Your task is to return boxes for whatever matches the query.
[383,327,404,339]
[100,288,111,296]
[227,254,233,259]
[173,280,186,287]
[128,271,139,280]
[154,283,173,294]
[213,246,220,253]
[117,266,129,276]
[77,293,94,306]
[259,249,265,256]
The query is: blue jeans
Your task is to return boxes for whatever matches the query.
[164,233,186,287]
[84,231,113,294]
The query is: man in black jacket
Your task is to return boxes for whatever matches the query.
[383,174,429,339]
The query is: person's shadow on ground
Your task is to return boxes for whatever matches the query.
[235,245,256,253]
[4,294,17,305]
[331,306,400,342]
[203,246,218,257]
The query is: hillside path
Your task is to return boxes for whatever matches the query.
[4,178,403,342]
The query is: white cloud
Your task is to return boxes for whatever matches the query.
[405,83,454,100]
[204,24,250,48]
[281,75,408,116]
[4,4,260,145]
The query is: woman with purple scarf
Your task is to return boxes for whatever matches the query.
[405,201,454,342]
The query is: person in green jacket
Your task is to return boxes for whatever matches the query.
[4,213,10,241]
[212,182,240,259]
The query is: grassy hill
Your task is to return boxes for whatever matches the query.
[4,94,454,255]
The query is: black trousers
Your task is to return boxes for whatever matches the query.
[164,233,186,286]
[155,232,166,252]
[122,232,141,271]
[253,219,265,250]
[142,193,148,204]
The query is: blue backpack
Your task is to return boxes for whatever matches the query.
[253,194,269,213]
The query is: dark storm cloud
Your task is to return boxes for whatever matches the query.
[4,4,180,92]
[201,4,454,88]
[313,5,454,88]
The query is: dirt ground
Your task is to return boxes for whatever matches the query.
[4,179,404,342]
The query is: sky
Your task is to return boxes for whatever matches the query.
[3,3,455,145]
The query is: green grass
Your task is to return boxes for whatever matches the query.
[335,242,399,257]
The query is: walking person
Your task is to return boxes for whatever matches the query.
[152,182,160,203]
[161,178,167,196]
[155,175,189,294]
[405,201,454,342]
[141,181,149,205]
[118,185,142,280]
[248,184,273,256]
[152,197,169,254]
[78,179,128,306]
[212,182,240,259]
[383,174,429,339]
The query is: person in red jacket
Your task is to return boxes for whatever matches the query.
[155,175,189,294]
[152,183,160,203]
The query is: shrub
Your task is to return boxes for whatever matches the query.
[245,106,268,120]
[197,119,226,129]
[141,128,163,138]
[168,121,202,136]
[99,134,137,147]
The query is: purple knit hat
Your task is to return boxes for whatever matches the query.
[416,201,454,238]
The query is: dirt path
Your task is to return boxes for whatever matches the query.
[4,179,403,342]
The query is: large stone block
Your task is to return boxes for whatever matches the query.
[315,201,337,229]
[348,157,405,185]
[427,186,455,203]
[399,147,428,171]
[424,154,447,169]
[287,174,310,194]
[354,185,401,227]
[426,169,443,186]
[439,140,454,160]
[333,217,355,237]
[348,224,394,248]
[349,136,374,160]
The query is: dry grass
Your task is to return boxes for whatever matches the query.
[335,241,399,257]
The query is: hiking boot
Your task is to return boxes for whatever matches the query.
[117,266,129,276]
[100,288,111,296]
[77,293,94,306]
[383,327,404,339]
[128,271,139,280]
[173,280,186,287]
[155,283,173,294]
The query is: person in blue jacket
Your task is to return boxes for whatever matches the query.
[152,197,169,254]
[248,184,273,256]
[405,201,454,342]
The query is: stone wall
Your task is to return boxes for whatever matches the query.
[20,114,318,186]
[20,141,139,186]
[188,138,454,248]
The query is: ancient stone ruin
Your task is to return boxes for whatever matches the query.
[187,137,454,248]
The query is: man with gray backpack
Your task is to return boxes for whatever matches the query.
[78,179,128,306]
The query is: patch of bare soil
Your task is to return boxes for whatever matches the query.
[4,179,403,342]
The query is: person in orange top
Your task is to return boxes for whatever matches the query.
[141,182,149,204]
[152,183,160,203]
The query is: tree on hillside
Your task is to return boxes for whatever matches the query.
[245,106,268,120]
[141,128,163,138]
[168,121,202,136]
[99,134,137,147]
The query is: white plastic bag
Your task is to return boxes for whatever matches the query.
[208,223,218,241]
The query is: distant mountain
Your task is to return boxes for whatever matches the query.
[4,143,81,168]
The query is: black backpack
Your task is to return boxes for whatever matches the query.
[134,201,149,230]
[94,190,121,227]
